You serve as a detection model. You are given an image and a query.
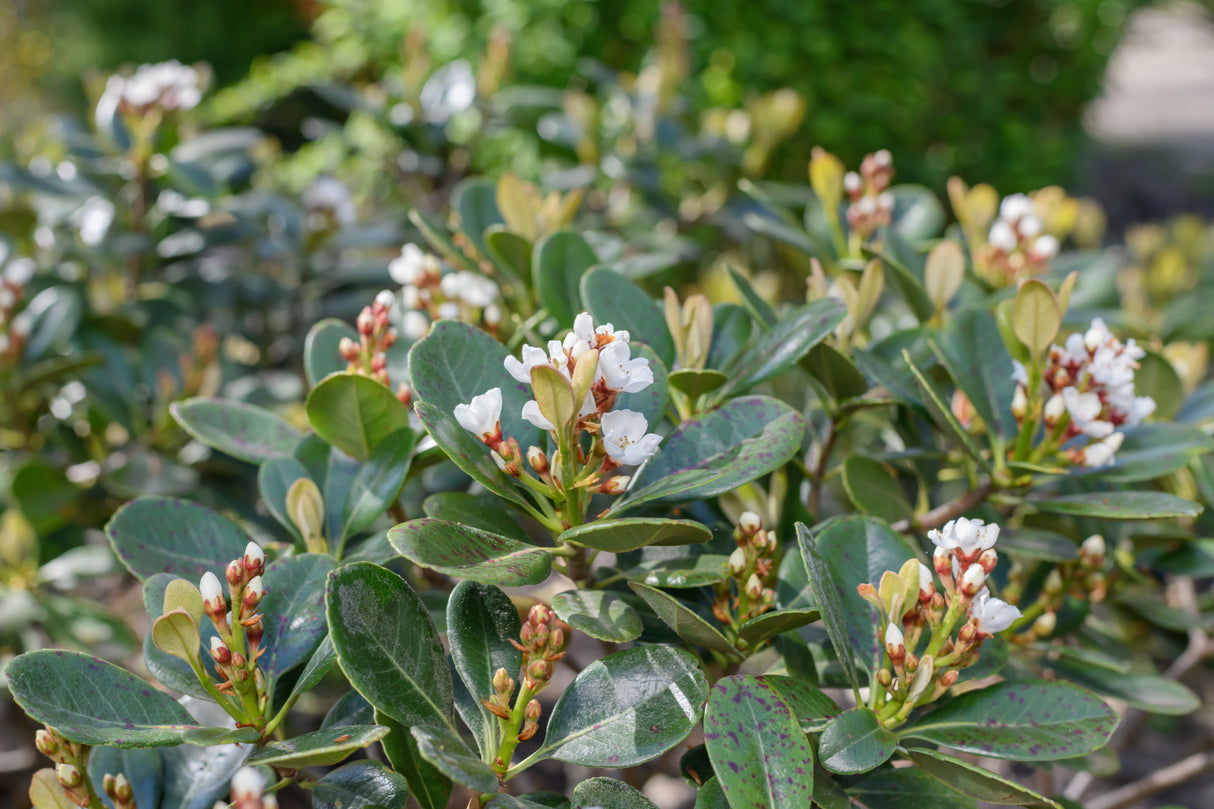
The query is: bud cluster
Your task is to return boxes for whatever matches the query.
[979,193,1060,282]
[712,512,778,643]
[1003,534,1107,644]
[338,292,410,405]
[35,726,99,808]
[859,518,1021,727]
[1012,317,1155,468]
[387,242,502,341]
[843,150,895,240]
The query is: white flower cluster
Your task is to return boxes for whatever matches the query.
[97,60,202,121]
[1014,317,1156,467]
[303,177,357,231]
[455,312,662,470]
[388,243,500,340]
[984,194,1059,280]
[928,517,1021,635]
[844,149,895,238]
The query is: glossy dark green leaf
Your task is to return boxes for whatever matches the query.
[7,650,237,748]
[306,372,412,461]
[796,523,860,693]
[410,319,540,452]
[260,554,336,684]
[818,707,897,773]
[447,580,523,749]
[414,401,529,508]
[560,518,712,553]
[106,497,249,581]
[762,675,841,728]
[257,457,311,542]
[997,529,1078,562]
[903,350,991,469]
[902,681,1119,760]
[908,748,1061,807]
[737,609,820,648]
[325,562,456,732]
[572,777,658,809]
[1137,349,1184,420]
[246,725,388,768]
[305,319,358,388]
[614,343,669,429]
[581,267,676,366]
[628,396,803,504]
[280,636,336,711]
[703,674,814,807]
[604,469,727,516]
[716,299,847,399]
[1030,491,1201,520]
[170,397,302,464]
[551,590,643,643]
[694,778,728,809]
[727,265,777,328]
[411,726,499,793]
[841,456,912,523]
[629,555,729,589]
[534,230,597,328]
[802,341,869,401]
[312,761,412,809]
[376,709,452,809]
[341,427,417,542]
[668,368,729,402]
[453,178,504,262]
[628,582,739,657]
[389,518,552,586]
[423,491,529,541]
[1044,660,1200,715]
[935,309,1018,440]
[538,645,708,767]
[486,226,533,281]
[846,766,975,809]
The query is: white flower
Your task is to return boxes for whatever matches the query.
[402,311,430,340]
[231,766,264,801]
[601,409,662,466]
[970,588,1021,634]
[456,272,498,308]
[1062,387,1114,438]
[573,312,596,343]
[927,517,999,557]
[999,193,1035,222]
[390,244,426,285]
[1033,234,1059,259]
[1082,431,1123,467]
[437,302,459,319]
[521,400,555,431]
[599,340,653,393]
[453,388,502,440]
[918,562,933,593]
[843,172,863,194]
[375,290,396,309]
[1018,215,1041,238]
[505,345,551,384]
[1081,534,1105,558]
[739,512,762,533]
[988,220,1017,251]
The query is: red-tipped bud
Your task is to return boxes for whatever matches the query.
[600,475,630,494]
[243,576,266,610]
[527,446,549,475]
[524,698,542,722]
[339,337,360,361]
[200,572,225,615]
[56,763,82,789]
[884,623,906,663]
[493,667,514,695]
[728,547,748,578]
[226,559,244,587]
[940,669,959,687]
[35,729,59,758]
[745,573,763,601]
[357,307,374,335]
[528,603,551,627]
[526,659,554,683]
[877,668,893,688]
[210,636,232,664]
[977,548,998,575]
[244,542,266,577]
[245,615,264,648]
[960,564,985,596]
[739,511,762,534]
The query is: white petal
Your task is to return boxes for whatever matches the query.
[521,400,555,431]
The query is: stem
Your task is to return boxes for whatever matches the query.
[492,682,536,779]
[890,480,996,534]
[808,418,840,516]
[924,597,967,659]
[1012,361,1043,462]
[77,748,106,809]
[1083,751,1214,809]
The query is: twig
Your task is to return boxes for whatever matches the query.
[1084,750,1214,809]
[808,421,838,516]
[890,480,995,534]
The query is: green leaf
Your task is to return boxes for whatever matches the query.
[447,581,523,751]
[1080,423,1214,483]
[628,582,740,658]
[818,707,897,774]
[867,244,934,322]
[846,767,976,809]
[727,265,777,328]
[7,650,234,748]
[1136,349,1184,421]
[997,529,1078,562]
[908,748,1061,807]
[629,396,803,504]
[260,554,336,684]
[902,681,1119,761]
[245,725,388,768]
[936,309,1018,440]
[106,497,249,581]
[423,491,529,541]
[280,636,337,711]
[537,645,708,767]
[389,518,552,586]
[737,609,820,648]
[30,768,76,809]
[409,320,540,454]
[802,342,869,401]
[668,369,729,402]
[486,227,533,282]
[903,350,991,470]
[1012,279,1061,357]
[703,674,814,808]
[1030,491,1202,520]
[796,523,861,693]
[1044,660,1200,716]
[716,299,847,399]
[628,555,729,588]
[560,518,712,553]
[325,562,456,732]
[454,178,504,261]
[410,208,480,274]
[170,397,302,464]
[375,710,452,809]
[413,401,529,508]
[572,778,659,809]
[306,372,411,461]
[535,230,597,328]
[614,343,669,429]
[841,456,912,523]
[341,427,417,542]
[257,457,311,542]
[411,726,499,793]
[762,675,841,728]
[581,267,677,366]
[305,319,358,387]
[694,778,728,809]
[312,761,412,809]
[891,184,946,242]
[551,590,643,643]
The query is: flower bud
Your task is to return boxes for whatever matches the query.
[940,669,959,687]
[226,559,244,587]
[200,572,225,613]
[210,636,231,664]
[1043,394,1065,426]
[244,542,265,577]
[960,564,985,596]
[35,729,59,757]
[1081,534,1105,564]
[1044,568,1064,596]
[548,626,566,655]
[526,659,553,684]
[877,668,893,688]
[527,446,549,475]
[933,546,951,577]
[338,337,360,361]
[739,511,762,534]
[56,763,82,788]
[884,623,906,662]
[245,615,264,648]
[357,307,374,335]
[231,652,247,670]
[529,603,551,626]
[231,766,264,802]
[600,475,630,495]
[243,576,266,610]
[727,547,747,578]
[1032,611,1057,638]
[492,667,513,695]
[524,698,542,722]
[1011,384,1028,421]
[977,548,998,574]
[745,573,763,602]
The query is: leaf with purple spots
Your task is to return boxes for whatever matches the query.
[908,748,1061,807]
[389,518,551,586]
[817,707,897,774]
[845,766,975,809]
[694,777,728,809]
[572,776,659,809]
[106,497,250,581]
[170,397,302,465]
[260,553,336,687]
[703,674,814,809]
[900,681,1120,761]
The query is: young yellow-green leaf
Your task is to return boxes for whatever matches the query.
[163,578,203,624]
[151,609,201,666]
[389,518,552,586]
[908,748,1061,807]
[818,707,897,774]
[628,582,740,658]
[285,477,325,543]
[901,681,1119,760]
[325,562,456,732]
[257,456,311,542]
[573,777,659,809]
[306,372,412,461]
[531,364,576,432]
[106,497,250,581]
[924,240,965,312]
[411,726,499,793]
[703,674,814,808]
[246,725,389,768]
[29,770,76,809]
[1011,279,1061,358]
[170,397,302,465]
[312,761,412,809]
[537,645,708,767]
[559,518,712,553]
[551,590,643,643]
